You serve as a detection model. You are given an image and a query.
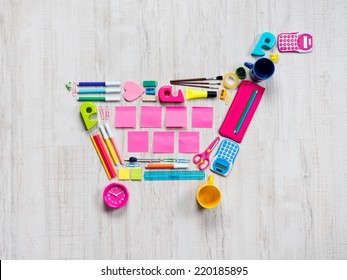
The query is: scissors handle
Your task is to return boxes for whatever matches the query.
[197,157,210,170]
[193,154,203,164]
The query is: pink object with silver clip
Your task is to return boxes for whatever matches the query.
[105,106,110,120]
[99,106,105,120]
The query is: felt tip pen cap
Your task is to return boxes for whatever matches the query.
[106,81,121,87]
[105,96,121,101]
[104,123,114,138]
[99,124,108,139]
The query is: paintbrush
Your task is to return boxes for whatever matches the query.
[170,75,223,83]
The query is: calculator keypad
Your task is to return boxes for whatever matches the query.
[219,141,239,163]
[278,33,299,52]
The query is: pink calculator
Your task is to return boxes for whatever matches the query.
[277,32,313,53]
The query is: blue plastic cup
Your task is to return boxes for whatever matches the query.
[244,58,275,82]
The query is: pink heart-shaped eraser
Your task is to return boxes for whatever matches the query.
[124,81,145,102]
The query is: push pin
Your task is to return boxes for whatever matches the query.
[65,81,72,91]
[270,53,279,63]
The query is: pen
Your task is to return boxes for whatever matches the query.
[145,163,189,169]
[125,157,190,163]
[99,125,119,165]
[77,96,121,102]
[105,124,125,164]
[78,82,121,87]
[77,88,121,94]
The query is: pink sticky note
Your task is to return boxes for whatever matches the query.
[115,106,136,128]
[166,106,187,128]
[178,132,200,153]
[140,106,162,128]
[192,106,214,128]
[153,132,174,153]
[128,131,149,152]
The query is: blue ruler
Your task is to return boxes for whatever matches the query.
[144,170,205,181]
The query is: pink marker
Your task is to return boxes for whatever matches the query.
[105,124,125,164]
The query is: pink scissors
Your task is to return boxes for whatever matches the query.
[193,136,220,170]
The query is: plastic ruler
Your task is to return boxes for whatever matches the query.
[144,170,205,181]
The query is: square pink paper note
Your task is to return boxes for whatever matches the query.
[178,132,200,153]
[192,106,213,128]
[128,131,149,153]
[140,106,162,128]
[166,106,187,128]
[115,106,136,128]
[153,132,174,153]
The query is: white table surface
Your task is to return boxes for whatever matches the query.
[1,0,347,259]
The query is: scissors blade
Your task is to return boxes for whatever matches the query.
[208,137,220,151]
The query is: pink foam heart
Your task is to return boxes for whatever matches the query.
[124,81,144,102]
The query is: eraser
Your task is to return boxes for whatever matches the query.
[145,88,156,95]
[142,95,157,102]
[143,80,158,87]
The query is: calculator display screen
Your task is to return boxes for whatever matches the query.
[215,163,226,170]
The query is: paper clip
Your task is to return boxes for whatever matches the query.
[72,82,77,97]
[65,82,72,91]
[105,106,110,120]
[225,90,235,105]
[99,106,105,120]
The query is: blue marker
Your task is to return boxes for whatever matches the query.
[77,81,121,87]
[77,88,121,94]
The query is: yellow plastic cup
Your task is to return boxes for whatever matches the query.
[196,175,222,209]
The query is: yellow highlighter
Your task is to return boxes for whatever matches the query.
[99,124,119,165]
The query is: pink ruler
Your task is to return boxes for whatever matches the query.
[219,80,265,143]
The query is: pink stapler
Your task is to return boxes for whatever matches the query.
[158,85,185,103]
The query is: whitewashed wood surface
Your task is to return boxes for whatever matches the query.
[1,0,347,259]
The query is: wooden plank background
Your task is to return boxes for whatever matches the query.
[1,0,346,259]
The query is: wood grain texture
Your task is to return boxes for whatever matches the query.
[1,0,347,259]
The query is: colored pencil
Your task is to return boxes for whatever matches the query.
[105,124,124,164]
[91,135,111,179]
[93,133,116,178]
[99,125,119,165]
[234,90,257,134]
